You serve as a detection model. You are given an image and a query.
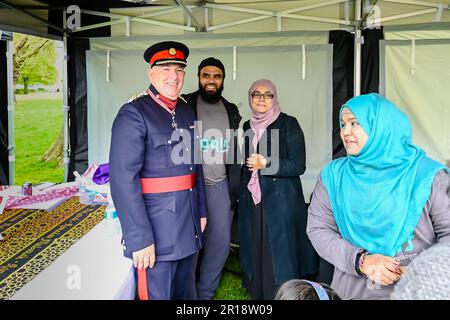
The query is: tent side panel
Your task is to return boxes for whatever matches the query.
[383,39,450,165]
[0,40,9,184]
[329,30,354,160]
[67,39,90,181]
[362,28,384,94]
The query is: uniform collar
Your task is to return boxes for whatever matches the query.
[149,85,177,110]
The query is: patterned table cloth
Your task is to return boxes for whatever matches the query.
[0,197,105,299]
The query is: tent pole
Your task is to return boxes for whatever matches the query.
[0,0,64,33]
[63,9,70,182]
[78,9,196,32]
[372,8,437,24]
[383,0,447,8]
[354,0,362,97]
[174,0,203,31]
[6,39,14,185]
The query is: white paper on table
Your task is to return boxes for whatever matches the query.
[0,186,21,214]
[0,186,22,196]
[31,182,56,194]
[19,197,70,211]
[32,181,78,195]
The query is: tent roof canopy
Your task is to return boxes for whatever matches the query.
[1,0,449,39]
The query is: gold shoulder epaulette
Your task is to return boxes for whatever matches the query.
[128,91,148,103]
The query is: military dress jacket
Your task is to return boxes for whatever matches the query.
[109,91,208,261]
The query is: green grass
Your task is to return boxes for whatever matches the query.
[14,98,64,185]
[214,247,250,300]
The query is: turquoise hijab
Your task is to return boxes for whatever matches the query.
[321,93,446,257]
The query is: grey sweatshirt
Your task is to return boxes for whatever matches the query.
[197,96,230,185]
[307,169,450,300]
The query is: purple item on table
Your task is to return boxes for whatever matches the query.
[93,163,110,185]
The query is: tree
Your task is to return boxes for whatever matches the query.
[13,34,57,94]
[41,128,64,166]
[13,34,63,167]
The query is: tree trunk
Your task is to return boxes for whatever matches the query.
[24,79,29,94]
[41,128,64,167]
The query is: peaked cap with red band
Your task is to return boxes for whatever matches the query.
[143,41,189,67]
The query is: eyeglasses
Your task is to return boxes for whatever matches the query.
[251,92,274,100]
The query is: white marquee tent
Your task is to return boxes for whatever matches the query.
[0,0,449,199]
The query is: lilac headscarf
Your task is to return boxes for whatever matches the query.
[247,79,281,205]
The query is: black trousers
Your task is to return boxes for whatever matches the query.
[243,202,279,300]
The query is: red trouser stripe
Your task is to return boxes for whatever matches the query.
[137,269,149,300]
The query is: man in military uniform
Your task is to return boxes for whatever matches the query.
[109,41,208,300]
[183,58,241,299]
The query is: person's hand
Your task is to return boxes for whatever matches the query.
[132,244,155,270]
[201,217,207,233]
[362,254,402,285]
[246,153,267,171]
[398,266,408,275]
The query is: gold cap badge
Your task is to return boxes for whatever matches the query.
[168,48,177,56]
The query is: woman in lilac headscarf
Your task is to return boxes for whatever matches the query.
[238,79,318,300]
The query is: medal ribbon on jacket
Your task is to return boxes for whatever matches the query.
[147,85,178,130]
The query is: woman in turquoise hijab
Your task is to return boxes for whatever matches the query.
[307,93,450,300]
